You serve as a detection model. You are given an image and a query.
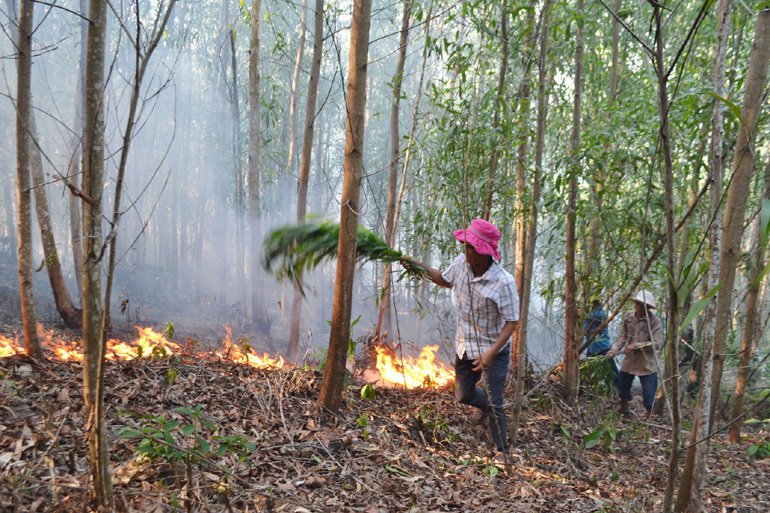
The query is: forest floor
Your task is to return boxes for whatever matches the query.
[1,320,770,513]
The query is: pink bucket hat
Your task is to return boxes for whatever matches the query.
[453,219,501,260]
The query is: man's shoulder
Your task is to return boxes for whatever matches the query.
[490,262,516,285]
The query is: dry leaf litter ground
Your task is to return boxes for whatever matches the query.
[1,326,769,513]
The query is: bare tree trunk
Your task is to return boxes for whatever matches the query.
[677,0,732,507]
[319,0,372,413]
[286,0,308,180]
[563,0,584,401]
[655,123,708,416]
[710,6,770,421]
[15,0,41,359]
[229,29,249,313]
[730,156,770,442]
[511,0,536,370]
[249,0,271,334]
[678,7,770,512]
[287,0,325,361]
[81,0,110,504]
[68,0,89,301]
[29,114,81,328]
[375,0,411,342]
[653,4,681,511]
[511,0,550,445]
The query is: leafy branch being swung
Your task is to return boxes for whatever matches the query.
[262,221,427,295]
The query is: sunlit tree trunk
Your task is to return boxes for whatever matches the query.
[249,0,271,334]
[81,0,111,505]
[376,0,411,342]
[319,0,372,413]
[730,156,770,442]
[678,7,770,512]
[511,0,535,370]
[563,0,585,402]
[511,0,550,445]
[482,0,509,221]
[709,6,770,422]
[15,0,41,359]
[287,0,325,361]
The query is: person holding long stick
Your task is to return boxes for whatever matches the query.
[403,219,519,457]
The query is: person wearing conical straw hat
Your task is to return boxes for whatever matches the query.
[403,219,519,459]
[606,290,663,421]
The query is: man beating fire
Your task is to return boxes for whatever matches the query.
[403,219,519,458]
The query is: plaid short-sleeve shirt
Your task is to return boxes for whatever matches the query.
[441,254,520,360]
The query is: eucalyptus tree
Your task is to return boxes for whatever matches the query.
[5,1,81,330]
[511,0,551,446]
[319,0,373,413]
[81,0,110,503]
[287,0,325,361]
[677,7,770,512]
[563,0,585,401]
[730,156,770,443]
[677,0,733,506]
[14,0,41,359]
[376,0,411,342]
[250,0,271,335]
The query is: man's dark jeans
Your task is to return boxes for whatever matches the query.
[617,371,658,411]
[455,347,510,452]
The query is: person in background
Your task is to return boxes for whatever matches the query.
[584,299,618,377]
[403,218,519,458]
[606,290,663,421]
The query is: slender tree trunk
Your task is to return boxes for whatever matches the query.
[710,6,770,421]
[677,1,732,507]
[68,0,88,301]
[376,0,411,342]
[249,0,271,334]
[287,0,308,180]
[229,29,249,313]
[482,0,509,221]
[678,7,770,512]
[29,114,81,328]
[319,0,372,413]
[511,0,536,370]
[653,4,681,511]
[287,0,325,361]
[730,156,770,442]
[15,0,41,359]
[511,0,550,445]
[563,0,584,401]
[81,0,110,504]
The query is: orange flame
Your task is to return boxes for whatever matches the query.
[0,325,284,370]
[375,345,454,388]
[0,333,21,357]
[217,325,284,369]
